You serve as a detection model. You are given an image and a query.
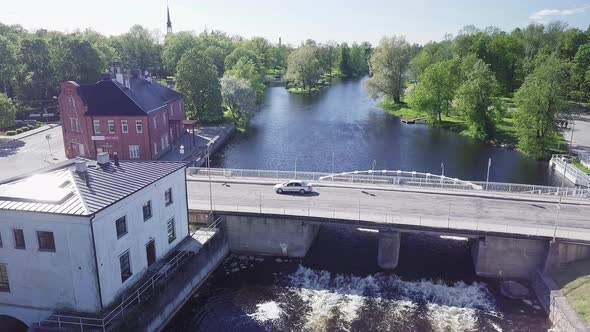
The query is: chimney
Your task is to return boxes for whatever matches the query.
[113,152,120,166]
[97,152,110,165]
[75,160,88,173]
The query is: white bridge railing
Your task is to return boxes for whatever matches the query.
[188,167,590,198]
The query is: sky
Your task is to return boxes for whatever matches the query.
[1,0,589,45]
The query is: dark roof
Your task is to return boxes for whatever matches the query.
[78,77,183,116]
[0,159,187,216]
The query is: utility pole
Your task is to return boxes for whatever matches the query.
[294,156,298,179]
[485,158,491,190]
[331,152,335,174]
[552,195,562,243]
[207,143,213,213]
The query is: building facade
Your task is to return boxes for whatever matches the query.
[59,72,186,160]
[0,155,189,326]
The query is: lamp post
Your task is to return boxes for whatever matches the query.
[45,134,53,157]
[207,142,213,213]
[485,158,491,190]
[294,157,298,179]
[372,160,376,183]
[553,195,562,243]
[331,152,335,174]
[441,162,444,185]
[179,144,184,161]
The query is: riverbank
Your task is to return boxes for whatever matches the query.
[378,99,567,158]
[551,259,590,328]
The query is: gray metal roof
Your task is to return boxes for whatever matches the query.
[0,159,186,216]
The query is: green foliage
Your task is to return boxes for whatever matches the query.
[365,36,413,103]
[0,36,17,94]
[0,93,16,129]
[176,48,223,122]
[50,35,104,83]
[220,76,257,127]
[573,45,590,100]
[407,59,460,123]
[5,130,16,136]
[225,58,265,103]
[285,45,323,92]
[514,54,569,159]
[162,32,198,74]
[453,59,503,140]
[338,42,352,77]
[116,25,160,73]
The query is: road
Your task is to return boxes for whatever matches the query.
[0,126,66,181]
[187,177,590,241]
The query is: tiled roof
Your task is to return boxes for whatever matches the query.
[0,159,186,216]
[78,77,183,116]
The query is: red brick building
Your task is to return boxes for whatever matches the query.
[59,72,186,160]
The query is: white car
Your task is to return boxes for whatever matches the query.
[274,180,313,194]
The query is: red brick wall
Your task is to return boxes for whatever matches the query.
[59,81,185,161]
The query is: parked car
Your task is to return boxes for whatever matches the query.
[274,180,313,194]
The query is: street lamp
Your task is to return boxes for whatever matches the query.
[441,162,445,185]
[45,134,53,157]
[372,160,376,183]
[485,158,492,190]
[179,145,184,161]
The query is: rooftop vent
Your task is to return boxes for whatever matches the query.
[97,152,110,165]
[75,160,88,173]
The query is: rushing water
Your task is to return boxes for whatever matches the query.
[212,77,559,185]
[166,78,554,331]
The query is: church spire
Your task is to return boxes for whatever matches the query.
[166,4,172,34]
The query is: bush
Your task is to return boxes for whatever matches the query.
[27,125,36,130]
[5,130,16,136]
[15,128,23,134]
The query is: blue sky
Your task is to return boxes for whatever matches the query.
[1,0,589,45]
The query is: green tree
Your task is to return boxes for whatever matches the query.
[225,58,265,102]
[407,60,460,123]
[285,45,322,92]
[162,32,198,75]
[117,25,160,72]
[572,45,590,100]
[17,37,55,104]
[224,47,261,72]
[0,93,16,129]
[514,55,569,159]
[365,36,412,103]
[176,49,223,122]
[0,36,18,95]
[454,59,503,140]
[220,75,256,126]
[50,35,104,83]
[338,42,352,76]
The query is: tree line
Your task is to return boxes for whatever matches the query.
[366,23,590,159]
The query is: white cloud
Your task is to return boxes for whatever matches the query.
[530,5,590,20]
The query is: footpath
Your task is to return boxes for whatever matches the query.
[159,124,235,164]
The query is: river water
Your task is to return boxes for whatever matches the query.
[165,78,553,331]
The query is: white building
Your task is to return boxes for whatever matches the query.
[0,153,188,328]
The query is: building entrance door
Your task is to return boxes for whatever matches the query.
[146,240,156,267]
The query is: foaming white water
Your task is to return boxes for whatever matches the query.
[287,266,497,331]
[248,301,283,322]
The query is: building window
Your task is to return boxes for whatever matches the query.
[108,120,115,134]
[116,216,127,238]
[119,251,132,283]
[129,145,140,159]
[136,120,143,134]
[165,188,173,206]
[153,117,157,129]
[0,232,3,247]
[121,120,128,133]
[154,142,158,155]
[93,120,101,134]
[161,136,165,150]
[13,229,25,249]
[143,201,152,221]
[0,264,9,292]
[67,94,76,110]
[37,231,55,252]
[163,113,166,124]
[167,218,176,243]
[70,118,80,132]
[165,135,169,148]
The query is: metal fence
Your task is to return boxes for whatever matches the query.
[551,154,590,187]
[577,151,590,169]
[188,167,590,198]
[38,219,222,331]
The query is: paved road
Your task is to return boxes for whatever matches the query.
[565,114,590,155]
[0,126,67,181]
[187,177,590,241]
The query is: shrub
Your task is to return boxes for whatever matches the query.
[15,128,23,134]
[27,125,36,130]
[5,130,16,136]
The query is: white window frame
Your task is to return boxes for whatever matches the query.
[93,120,101,134]
[163,112,166,124]
[121,120,128,134]
[153,117,157,129]
[129,145,140,159]
[136,120,143,134]
[164,135,169,148]
[70,118,80,132]
[154,142,158,155]
[161,136,165,150]
[108,120,115,134]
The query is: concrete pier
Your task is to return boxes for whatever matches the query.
[471,236,547,279]
[223,215,319,257]
[377,230,401,270]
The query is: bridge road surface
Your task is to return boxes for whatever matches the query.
[186,177,590,242]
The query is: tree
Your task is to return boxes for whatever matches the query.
[162,32,198,75]
[50,35,104,84]
[453,59,503,140]
[365,36,412,103]
[407,60,460,123]
[225,58,265,102]
[224,47,261,72]
[285,45,322,91]
[0,93,16,129]
[572,45,590,100]
[514,55,569,159]
[0,36,18,95]
[176,49,223,122]
[338,42,352,76]
[318,41,337,75]
[220,76,256,126]
[117,25,159,72]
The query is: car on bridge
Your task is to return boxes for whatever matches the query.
[274,180,313,194]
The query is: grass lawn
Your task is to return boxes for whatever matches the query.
[552,259,590,324]
[574,160,590,174]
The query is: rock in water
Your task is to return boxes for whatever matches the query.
[500,281,529,299]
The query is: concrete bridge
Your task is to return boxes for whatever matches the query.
[187,167,590,280]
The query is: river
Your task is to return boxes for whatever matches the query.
[165,77,553,331]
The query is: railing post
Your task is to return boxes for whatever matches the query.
[57,316,61,328]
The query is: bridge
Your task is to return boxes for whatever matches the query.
[186,167,590,280]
